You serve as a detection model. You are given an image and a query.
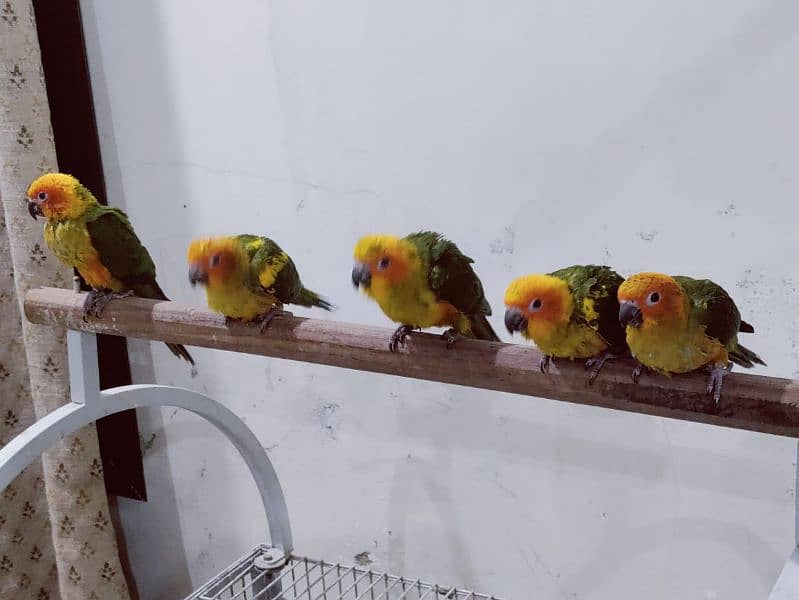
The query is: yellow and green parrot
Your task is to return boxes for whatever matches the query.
[187,235,332,329]
[352,231,499,351]
[26,172,194,364]
[504,265,628,383]
[617,272,765,404]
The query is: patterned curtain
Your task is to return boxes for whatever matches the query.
[0,1,131,598]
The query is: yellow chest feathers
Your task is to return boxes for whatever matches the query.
[205,281,277,321]
[526,319,608,359]
[625,322,727,373]
[367,276,459,329]
[44,220,119,290]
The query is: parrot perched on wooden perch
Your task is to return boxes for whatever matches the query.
[617,272,765,404]
[504,265,628,383]
[352,231,499,351]
[26,172,194,364]
[187,235,332,329]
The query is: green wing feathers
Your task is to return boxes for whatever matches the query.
[85,207,194,365]
[85,208,157,294]
[407,231,499,341]
[246,236,333,311]
[551,265,627,354]
[675,276,765,368]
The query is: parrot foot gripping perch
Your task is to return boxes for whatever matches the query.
[706,362,734,407]
[389,324,418,352]
[82,288,134,320]
[539,354,555,374]
[585,351,619,385]
[258,307,292,333]
[440,327,461,349]
[630,361,653,384]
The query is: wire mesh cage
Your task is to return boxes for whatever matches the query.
[187,545,505,600]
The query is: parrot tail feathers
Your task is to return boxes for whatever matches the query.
[730,343,765,368]
[295,287,334,311]
[468,313,500,342]
[127,280,194,364]
[166,343,195,366]
[132,279,169,302]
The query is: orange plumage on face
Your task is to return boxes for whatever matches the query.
[352,235,414,287]
[504,274,571,325]
[186,238,240,288]
[26,173,81,220]
[617,272,685,322]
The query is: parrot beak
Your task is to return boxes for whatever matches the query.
[26,198,42,220]
[619,301,643,328]
[504,307,528,335]
[188,264,208,287]
[351,262,372,289]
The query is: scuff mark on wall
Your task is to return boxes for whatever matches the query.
[314,402,340,440]
[489,226,515,255]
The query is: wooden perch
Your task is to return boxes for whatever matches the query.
[24,287,799,438]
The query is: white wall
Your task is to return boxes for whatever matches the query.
[79,1,799,598]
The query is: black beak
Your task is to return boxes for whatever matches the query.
[619,301,643,328]
[352,262,372,289]
[188,264,208,287]
[504,307,528,335]
[27,199,42,220]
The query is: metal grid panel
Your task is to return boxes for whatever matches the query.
[188,546,505,600]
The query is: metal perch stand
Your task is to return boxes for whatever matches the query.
[3,287,799,598]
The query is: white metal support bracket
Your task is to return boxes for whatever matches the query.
[768,440,799,599]
[0,331,293,555]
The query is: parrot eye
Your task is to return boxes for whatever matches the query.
[529,298,543,312]
[377,257,390,271]
[210,254,221,267]
[646,291,660,306]
[37,191,47,201]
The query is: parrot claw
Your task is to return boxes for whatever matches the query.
[705,362,733,407]
[585,351,618,385]
[257,308,290,333]
[82,289,134,321]
[631,362,650,384]
[539,355,554,374]
[441,327,461,349]
[389,325,416,352]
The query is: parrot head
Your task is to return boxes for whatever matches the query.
[617,272,685,329]
[352,235,417,298]
[187,237,242,288]
[503,274,573,338]
[26,173,94,221]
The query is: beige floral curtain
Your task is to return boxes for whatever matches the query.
[0,1,131,598]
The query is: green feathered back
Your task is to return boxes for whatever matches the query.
[405,231,499,341]
[84,204,159,296]
[550,264,627,354]
[236,234,332,310]
[674,276,765,367]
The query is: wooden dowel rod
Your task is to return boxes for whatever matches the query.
[24,287,799,438]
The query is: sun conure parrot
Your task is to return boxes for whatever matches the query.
[186,235,332,329]
[26,172,194,364]
[352,231,499,351]
[617,272,765,404]
[504,265,628,383]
